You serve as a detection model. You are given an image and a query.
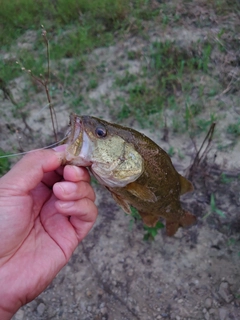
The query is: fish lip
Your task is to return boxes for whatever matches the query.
[64,114,92,166]
[69,113,82,144]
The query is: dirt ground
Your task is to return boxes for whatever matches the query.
[1,3,240,319]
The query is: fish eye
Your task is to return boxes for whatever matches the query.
[95,126,107,138]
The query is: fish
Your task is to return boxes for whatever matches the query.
[64,113,196,236]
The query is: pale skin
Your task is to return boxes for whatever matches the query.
[0,147,98,320]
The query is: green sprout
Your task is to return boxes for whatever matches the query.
[204,193,225,219]
[143,221,164,241]
[129,207,164,240]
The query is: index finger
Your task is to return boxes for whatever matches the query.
[0,149,65,196]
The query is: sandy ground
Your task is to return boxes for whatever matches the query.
[12,185,240,320]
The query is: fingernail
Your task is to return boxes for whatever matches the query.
[58,201,75,208]
[59,182,77,194]
[53,144,66,152]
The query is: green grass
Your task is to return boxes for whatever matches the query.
[0,0,147,48]
[17,50,46,77]
[115,72,137,87]
[220,173,234,184]
[110,38,218,131]
[50,27,114,59]
[143,222,164,241]
[1,60,22,83]
[204,194,225,219]
[1,0,240,141]
[227,119,240,137]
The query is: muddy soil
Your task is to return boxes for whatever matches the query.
[1,4,240,319]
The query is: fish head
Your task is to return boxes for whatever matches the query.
[65,114,144,188]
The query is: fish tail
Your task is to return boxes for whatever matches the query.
[166,221,180,236]
[166,211,196,236]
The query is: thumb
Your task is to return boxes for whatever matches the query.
[0,148,65,195]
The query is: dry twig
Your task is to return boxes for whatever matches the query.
[188,122,216,179]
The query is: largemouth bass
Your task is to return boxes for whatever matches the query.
[64,114,196,236]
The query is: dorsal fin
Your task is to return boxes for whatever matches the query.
[179,174,194,195]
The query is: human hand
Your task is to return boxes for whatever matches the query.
[0,148,98,320]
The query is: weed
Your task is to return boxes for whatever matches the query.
[178,149,185,160]
[0,0,146,47]
[129,207,164,240]
[0,149,11,175]
[67,58,86,74]
[18,50,46,81]
[0,60,22,83]
[126,83,165,125]
[184,101,203,131]
[220,173,234,184]
[227,119,240,137]
[87,78,98,91]
[70,95,85,111]
[227,237,236,246]
[196,114,217,133]
[168,146,175,157]
[196,43,212,72]
[115,72,137,87]
[135,5,160,21]
[143,222,164,241]
[204,194,225,219]
[129,207,141,230]
[51,26,113,59]
[210,194,225,217]
[117,103,132,121]
[116,39,216,130]
[127,50,141,60]
[172,117,183,133]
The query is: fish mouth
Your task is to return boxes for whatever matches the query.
[65,114,92,166]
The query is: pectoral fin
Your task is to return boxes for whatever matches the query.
[138,211,159,227]
[110,191,131,214]
[179,174,194,195]
[125,182,157,202]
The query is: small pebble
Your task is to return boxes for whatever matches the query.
[219,282,233,303]
[204,298,212,309]
[37,303,46,316]
[128,269,134,276]
[204,311,210,320]
[100,307,108,315]
[13,309,25,320]
[86,289,92,297]
[219,307,227,320]
[209,308,217,316]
